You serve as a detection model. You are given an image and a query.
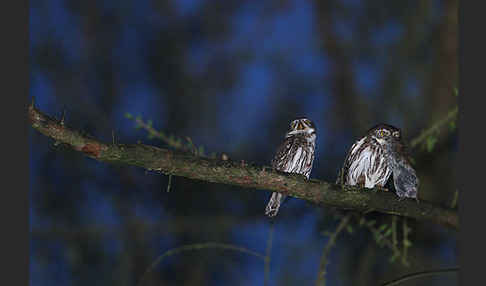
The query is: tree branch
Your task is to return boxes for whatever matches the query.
[409,106,458,149]
[264,222,275,286]
[28,103,458,229]
[315,214,351,286]
[137,242,265,286]
[379,267,459,286]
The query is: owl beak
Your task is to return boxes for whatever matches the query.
[297,122,305,130]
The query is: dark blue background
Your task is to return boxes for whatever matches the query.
[30,0,458,285]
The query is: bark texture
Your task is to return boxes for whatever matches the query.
[28,103,458,229]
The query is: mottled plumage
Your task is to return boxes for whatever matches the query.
[337,124,419,199]
[265,118,316,217]
[382,135,419,199]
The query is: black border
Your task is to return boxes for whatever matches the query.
[1,0,30,285]
[458,1,482,285]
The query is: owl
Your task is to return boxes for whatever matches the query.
[265,118,317,217]
[336,124,419,199]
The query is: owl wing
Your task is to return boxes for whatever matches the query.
[336,146,353,184]
[392,158,419,199]
[272,136,298,171]
[337,137,365,185]
[389,141,419,199]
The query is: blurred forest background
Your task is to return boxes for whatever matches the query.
[29,0,458,285]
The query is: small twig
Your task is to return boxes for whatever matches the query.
[451,189,459,208]
[380,267,459,286]
[264,222,275,286]
[132,116,183,150]
[60,109,66,126]
[392,216,397,247]
[131,115,211,158]
[410,106,458,149]
[166,174,173,192]
[362,218,394,250]
[185,136,198,155]
[137,242,265,286]
[401,218,410,267]
[390,216,400,262]
[315,214,351,286]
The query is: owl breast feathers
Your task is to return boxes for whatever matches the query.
[338,136,391,188]
[272,135,315,178]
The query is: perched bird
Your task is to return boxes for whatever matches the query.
[265,118,317,217]
[336,124,419,199]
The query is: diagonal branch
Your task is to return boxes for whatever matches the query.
[28,103,458,230]
[409,106,458,149]
[315,214,351,286]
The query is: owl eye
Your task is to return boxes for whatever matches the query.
[378,130,385,137]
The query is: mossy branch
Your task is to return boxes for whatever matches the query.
[28,103,458,229]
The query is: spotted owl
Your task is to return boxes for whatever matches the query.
[336,124,419,199]
[265,118,317,217]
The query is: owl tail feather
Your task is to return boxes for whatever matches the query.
[265,192,286,217]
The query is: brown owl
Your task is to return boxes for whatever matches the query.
[265,118,317,217]
[337,124,419,199]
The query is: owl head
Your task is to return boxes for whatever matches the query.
[367,124,402,146]
[287,118,316,136]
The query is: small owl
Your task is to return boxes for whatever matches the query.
[337,124,419,199]
[265,118,317,217]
